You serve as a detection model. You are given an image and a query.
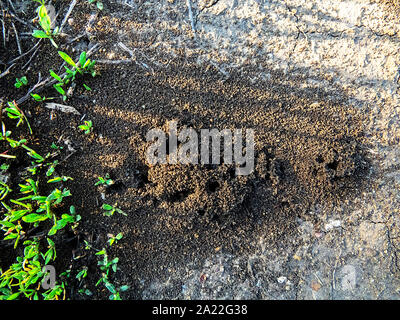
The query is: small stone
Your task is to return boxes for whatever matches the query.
[277,276,287,284]
[325,219,341,231]
[311,280,321,291]
[200,274,207,283]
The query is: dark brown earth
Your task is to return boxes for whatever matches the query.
[0,0,371,299]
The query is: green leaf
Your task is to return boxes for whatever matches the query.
[44,249,53,264]
[102,204,113,211]
[38,5,47,19]
[30,93,44,102]
[32,30,49,38]
[20,76,28,85]
[95,250,106,256]
[54,84,66,96]
[4,233,18,240]
[79,52,87,67]
[119,285,129,292]
[112,257,119,264]
[14,77,27,88]
[47,176,63,183]
[6,292,21,300]
[46,166,55,177]
[38,5,51,32]
[70,205,76,215]
[49,38,58,49]
[55,218,68,230]
[112,264,117,272]
[49,70,62,82]
[48,225,57,236]
[105,281,116,294]
[22,213,48,223]
[58,51,77,68]
[47,238,55,247]
[0,220,15,228]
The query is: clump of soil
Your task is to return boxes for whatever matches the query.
[0,0,370,299]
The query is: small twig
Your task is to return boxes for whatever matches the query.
[1,19,5,49]
[67,33,86,44]
[117,42,134,58]
[117,42,157,72]
[7,39,41,65]
[59,0,77,33]
[0,62,15,79]
[22,44,40,71]
[0,98,3,124]
[11,21,21,54]
[96,59,133,64]
[186,0,197,38]
[6,0,16,12]
[1,7,5,48]
[60,150,76,164]
[8,11,33,28]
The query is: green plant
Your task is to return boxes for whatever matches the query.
[32,0,59,48]
[41,238,56,265]
[95,249,129,300]
[50,142,63,150]
[0,181,11,200]
[95,174,114,187]
[102,204,127,217]
[88,0,104,11]
[0,128,80,299]
[76,267,88,281]
[31,93,52,102]
[50,51,96,101]
[0,164,10,171]
[59,51,96,79]
[47,176,74,183]
[4,101,32,134]
[14,76,28,89]
[78,120,93,134]
[107,232,123,246]
[78,288,92,296]
[0,238,65,300]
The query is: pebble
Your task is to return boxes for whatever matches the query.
[325,219,342,231]
[277,276,287,284]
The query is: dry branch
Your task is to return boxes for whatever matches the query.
[0,63,15,79]
[59,0,77,33]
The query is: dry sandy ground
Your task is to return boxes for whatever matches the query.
[109,0,400,299]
